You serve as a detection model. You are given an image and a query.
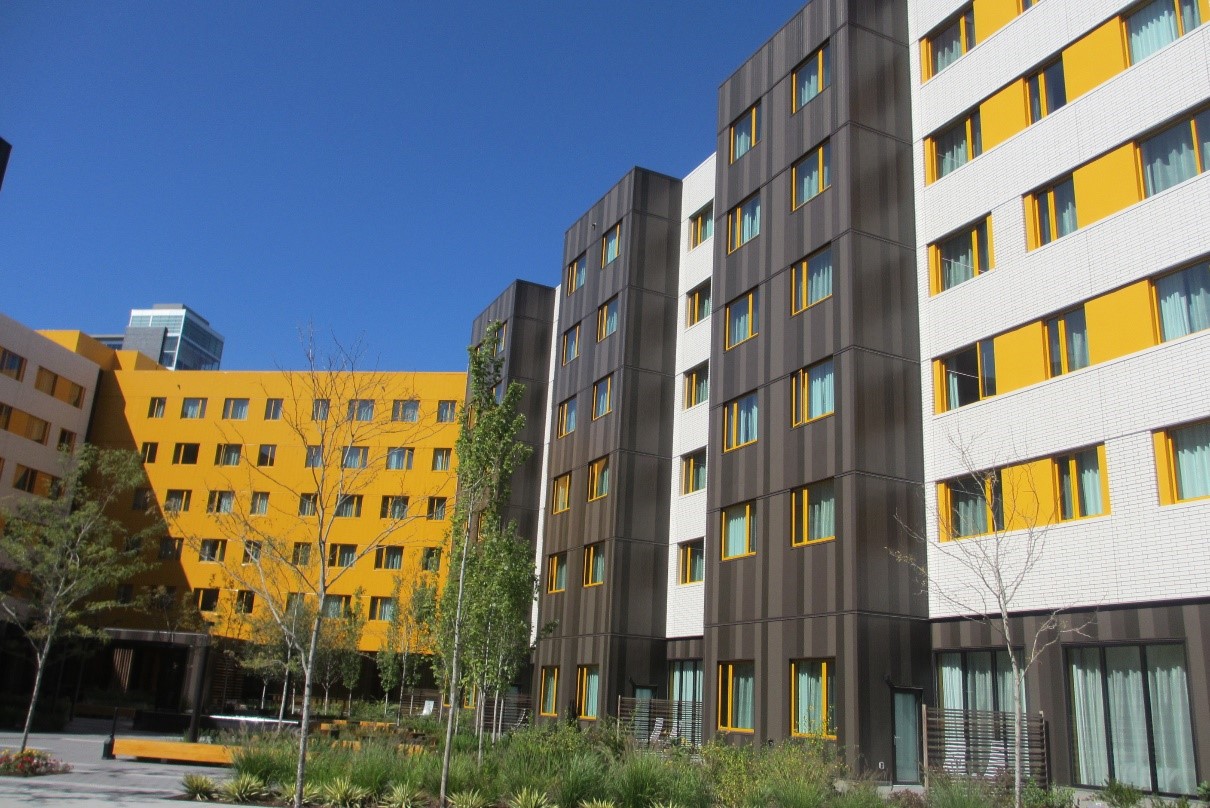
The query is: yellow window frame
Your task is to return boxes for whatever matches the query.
[720,502,755,559]
[727,194,761,253]
[717,661,755,732]
[679,540,704,584]
[687,283,710,327]
[922,5,975,81]
[689,204,713,249]
[1027,176,1076,249]
[1155,421,1210,505]
[929,217,994,294]
[927,113,981,183]
[557,398,576,438]
[790,361,835,426]
[723,393,758,452]
[551,474,571,514]
[790,659,836,739]
[592,375,613,419]
[588,456,609,501]
[566,253,586,294]
[576,665,599,719]
[561,324,580,365]
[597,297,618,342]
[1027,60,1062,123]
[724,290,758,349]
[582,542,604,587]
[682,451,706,495]
[938,471,1003,541]
[729,103,760,163]
[791,246,834,314]
[1045,307,1088,377]
[601,223,621,266]
[791,480,836,546]
[791,142,831,209]
[546,553,566,593]
[539,667,559,716]
[684,364,708,409]
[791,42,830,113]
[1053,445,1111,520]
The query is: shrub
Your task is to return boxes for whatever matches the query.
[0,748,71,777]
[448,788,492,808]
[928,772,995,808]
[509,787,555,808]
[1022,780,1074,808]
[231,737,295,788]
[381,782,426,808]
[579,800,619,808]
[319,775,371,807]
[181,773,218,801]
[888,789,929,808]
[220,772,272,803]
[831,782,885,808]
[703,739,841,808]
[554,753,611,808]
[1099,780,1144,808]
[1198,783,1210,803]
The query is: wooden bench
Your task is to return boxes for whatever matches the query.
[111,737,234,765]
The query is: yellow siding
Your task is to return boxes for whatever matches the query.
[1202,0,1210,27]
[992,321,1047,394]
[979,80,1029,152]
[932,361,947,414]
[1063,19,1128,101]
[971,0,1019,44]
[1085,281,1157,364]
[88,365,466,652]
[1072,144,1141,229]
[1153,431,1175,506]
[1001,458,1056,532]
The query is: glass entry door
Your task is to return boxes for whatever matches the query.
[893,689,922,784]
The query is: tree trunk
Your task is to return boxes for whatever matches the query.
[292,616,323,808]
[278,670,290,723]
[476,690,485,766]
[1013,664,1024,808]
[261,680,268,711]
[439,523,473,806]
[19,636,54,753]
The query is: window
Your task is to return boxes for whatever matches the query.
[718,661,755,731]
[305,445,322,468]
[1028,60,1067,123]
[117,584,134,605]
[387,447,414,470]
[392,399,419,422]
[597,297,619,341]
[131,488,152,511]
[592,375,613,419]
[602,222,621,266]
[547,553,567,593]
[792,359,836,425]
[198,539,227,562]
[334,494,362,517]
[792,42,831,111]
[321,594,350,618]
[730,102,760,162]
[22,414,50,445]
[682,450,707,494]
[257,444,276,467]
[925,6,975,78]
[1054,446,1109,520]
[688,203,713,248]
[1163,420,1210,501]
[1127,0,1201,63]
[939,340,997,410]
[0,348,27,381]
[180,397,207,419]
[940,471,1004,539]
[721,501,754,559]
[422,547,441,572]
[158,537,183,560]
[557,397,577,438]
[791,659,835,738]
[562,324,580,365]
[291,543,311,565]
[327,543,356,567]
[687,282,710,326]
[931,217,992,293]
[215,443,242,466]
[298,493,318,516]
[792,141,832,206]
[1068,643,1196,794]
[285,592,306,614]
[727,194,761,252]
[147,397,166,418]
[250,491,269,516]
[792,479,837,545]
[540,667,559,716]
[195,588,220,613]
[374,546,404,570]
[723,392,758,451]
[12,465,57,497]
[792,246,833,312]
[369,596,396,621]
[576,665,600,719]
[679,540,704,584]
[437,400,456,422]
[342,446,368,469]
[380,495,409,519]
[264,398,283,420]
[551,474,571,514]
[587,457,610,501]
[938,649,1024,713]
[242,540,261,564]
[1029,176,1077,247]
[1046,307,1090,377]
[583,543,605,586]
[931,113,981,180]
[347,399,374,422]
[684,364,709,408]
[34,367,56,395]
[725,289,758,348]
[206,490,235,514]
[427,497,447,520]
[566,253,586,294]
[1140,111,1210,196]
[430,447,451,471]
[164,489,191,512]
[312,398,330,421]
[1156,261,1210,341]
[494,321,507,354]
[222,398,249,420]
[140,441,158,463]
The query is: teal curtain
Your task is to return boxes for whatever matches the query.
[604,300,618,335]
[795,661,825,735]
[808,359,835,418]
[1156,263,1210,341]
[724,506,749,556]
[737,394,758,444]
[1054,179,1078,238]
[1070,648,1110,786]
[940,230,975,289]
[729,299,750,342]
[935,121,970,178]
[1198,110,1210,170]
[1077,448,1104,516]
[1146,645,1196,794]
[1128,0,1180,62]
[1106,647,1150,789]
[807,248,833,304]
[741,197,761,243]
[808,480,836,541]
[732,663,755,730]
[566,400,577,432]
[584,668,599,718]
[931,20,963,74]
[1142,124,1197,195]
[796,53,823,108]
[1173,422,1210,500]
[951,478,987,537]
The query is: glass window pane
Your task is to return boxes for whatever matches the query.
[1128,0,1179,62]
[1142,123,1197,196]
[1156,263,1210,341]
[1173,422,1210,500]
[1146,645,1197,793]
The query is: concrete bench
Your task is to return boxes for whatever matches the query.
[110,737,234,765]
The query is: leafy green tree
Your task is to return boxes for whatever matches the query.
[0,446,158,751]
[376,576,438,719]
[313,592,365,714]
[438,322,532,803]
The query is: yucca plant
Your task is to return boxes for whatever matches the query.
[220,772,271,803]
[509,787,555,808]
[320,775,371,808]
[580,800,619,808]
[381,782,426,808]
[181,773,217,801]
[448,788,493,808]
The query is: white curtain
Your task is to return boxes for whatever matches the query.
[605,302,618,334]
[966,652,994,711]
[380,599,397,622]
[807,248,833,304]
[941,231,975,289]
[797,58,822,108]
[1128,0,1179,62]
[1173,422,1210,500]
[808,480,836,541]
[724,507,749,557]
[932,21,963,74]
[951,483,987,537]
[734,126,753,160]
[809,360,835,418]
[1105,647,1150,789]
[729,300,750,343]
[1142,124,1197,195]
[1070,648,1110,786]
[742,198,760,242]
[935,122,969,178]
[732,664,754,729]
[938,654,965,770]
[796,662,824,734]
[1156,263,1210,341]
[1055,181,1078,238]
[689,549,705,581]
[1077,449,1104,517]
[566,401,577,432]
[1065,309,1090,370]
[1198,111,1210,168]
[737,396,758,444]
[595,383,609,417]
[1146,645,1196,794]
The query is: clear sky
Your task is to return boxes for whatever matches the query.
[1,1,809,371]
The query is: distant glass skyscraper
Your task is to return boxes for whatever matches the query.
[95,304,224,370]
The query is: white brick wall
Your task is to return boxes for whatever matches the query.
[530,289,562,642]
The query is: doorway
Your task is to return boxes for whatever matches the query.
[892,688,922,785]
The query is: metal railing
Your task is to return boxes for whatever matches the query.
[617,697,704,748]
[925,707,1049,787]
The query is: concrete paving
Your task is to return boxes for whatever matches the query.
[0,728,229,807]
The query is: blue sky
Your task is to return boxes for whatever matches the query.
[1,1,808,371]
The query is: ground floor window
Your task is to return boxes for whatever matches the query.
[670,659,703,745]
[937,649,1024,713]
[791,658,835,738]
[576,665,600,720]
[718,661,755,732]
[1068,644,1196,794]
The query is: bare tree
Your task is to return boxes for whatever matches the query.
[894,436,1096,808]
